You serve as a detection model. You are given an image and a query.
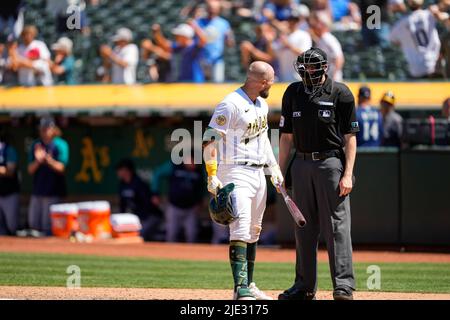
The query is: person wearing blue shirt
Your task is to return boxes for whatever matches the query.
[49,37,76,84]
[0,132,20,236]
[152,21,207,83]
[28,117,69,236]
[355,86,383,147]
[196,0,234,83]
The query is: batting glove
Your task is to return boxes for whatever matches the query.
[207,175,223,195]
[269,164,284,188]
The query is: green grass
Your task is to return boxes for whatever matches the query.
[0,252,449,293]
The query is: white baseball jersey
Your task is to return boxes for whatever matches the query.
[390,9,441,77]
[208,88,270,166]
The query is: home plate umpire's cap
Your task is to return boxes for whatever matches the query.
[208,183,238,226]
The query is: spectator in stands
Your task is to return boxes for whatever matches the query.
[442,98,450,120]
[380,91,403,147]
[1,35,19,85]
[273,7,312,82]
[0,130,20,236]
[0,0,24,39]
[389,0,408,13]
[141,36,172,83]
[116,159,163,242]
[240,24,276,69]
[49,37,76,85]
[356,86,383,147]
[329,0,361,29]
[389,0,442,78]
[233,0,266,21]
[262,0,298,30]
[357,0,391,48]
[196,0,235,83]
[100,28,139,85]
[309,11,345,81]
[151,22,207,83]
[311,0,333,21]
[296,4,311,31]
[430,0,450,78]
[152,152,206,243]
[8,25,53,86]
[28,117,69,237]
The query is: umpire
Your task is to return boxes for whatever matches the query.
[278,48,359,300]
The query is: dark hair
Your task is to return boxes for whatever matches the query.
[116,158,136,174]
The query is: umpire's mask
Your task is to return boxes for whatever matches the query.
[208,183,238,226]
[294,47,328,95]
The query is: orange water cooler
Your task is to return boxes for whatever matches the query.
[77,201,112,239]
[50,204,79,238]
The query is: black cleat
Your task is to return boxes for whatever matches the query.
[278,286,316,300]
[333,287,354,300]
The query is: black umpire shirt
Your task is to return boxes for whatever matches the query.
[279,77,360,152]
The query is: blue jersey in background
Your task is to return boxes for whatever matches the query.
[356,106,383,147]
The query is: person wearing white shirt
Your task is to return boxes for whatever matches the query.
[100,28,139,85]
[390,0,442,78]
[13,25,53,86]
[273,8,312,82]
[309,11,345,81]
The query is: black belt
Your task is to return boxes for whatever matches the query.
[237,162,267,168]
[296,150,341,161]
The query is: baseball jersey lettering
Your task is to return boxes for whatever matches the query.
[209,88,270,164]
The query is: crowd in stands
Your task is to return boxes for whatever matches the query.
[0,0,449,86]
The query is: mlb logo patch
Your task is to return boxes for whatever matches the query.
[293,111,302,118]
[318,110,332,118]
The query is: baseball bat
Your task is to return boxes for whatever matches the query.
[277,184,306,227]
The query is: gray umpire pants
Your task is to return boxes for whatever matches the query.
[291,155,355,293]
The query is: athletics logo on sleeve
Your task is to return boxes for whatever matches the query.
[215,115,227,126]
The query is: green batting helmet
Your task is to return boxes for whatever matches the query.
[209,183,238,226]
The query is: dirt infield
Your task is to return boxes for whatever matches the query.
[1,286,450,300]
[1,237,450,263]
[1,237,450,300]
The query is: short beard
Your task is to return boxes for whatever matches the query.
[259,89,269,99]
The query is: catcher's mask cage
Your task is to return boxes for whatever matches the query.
[294,47,328,95]
[208,183,239,226]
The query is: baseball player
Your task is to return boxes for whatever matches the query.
[203,61,283,300]
[355,86,383,147]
